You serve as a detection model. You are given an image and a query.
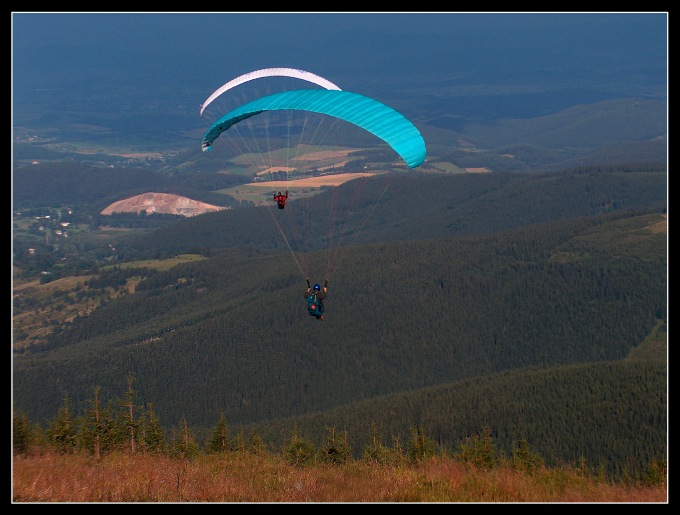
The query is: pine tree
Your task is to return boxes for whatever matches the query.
[119,372,140,453]
[12,410,33,454]
[319,427,352,465]
[408,424,436,463]
[169,418,200,459]
[139,403,166,455]
[78,386,104,459]
[47,397,77,454]
[511,438,544,475]
[282,429,316,467]
[457,425,499,470]
[206,412,231,454]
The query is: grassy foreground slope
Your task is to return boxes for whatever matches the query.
[12,450,667,503]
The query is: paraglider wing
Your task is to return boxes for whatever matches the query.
[200,89,427,168]
[199,67,342,117]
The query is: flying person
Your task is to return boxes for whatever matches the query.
[274,190,289,209]
[305,278,328,321]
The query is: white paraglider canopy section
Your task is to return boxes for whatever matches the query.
[200,67,342,117]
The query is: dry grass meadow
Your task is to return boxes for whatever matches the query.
[12,450,667,503]
[252,172,376,190]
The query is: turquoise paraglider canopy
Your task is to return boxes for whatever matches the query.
[201,89,427,168]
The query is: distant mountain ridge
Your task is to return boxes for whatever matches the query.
[119,166,667,259]
[13,95,667,173]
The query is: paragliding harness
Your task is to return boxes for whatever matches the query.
[274,190,288,209]
[306,279,326,318]
[307,291,324,317]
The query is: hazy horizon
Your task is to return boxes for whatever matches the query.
[12,12,668,137]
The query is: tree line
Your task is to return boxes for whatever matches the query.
[12,372,666,486]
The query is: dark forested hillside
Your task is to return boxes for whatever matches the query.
[116,165,667,260]
[13,160,667,483]
[449,99,666,151]
[13,207,666,442]
[241,359,666,480]
[12,162,247,210]
[414,98,667,171]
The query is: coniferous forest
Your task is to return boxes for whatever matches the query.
[13,164,667,482]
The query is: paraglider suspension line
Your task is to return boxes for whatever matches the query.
[325,180,392,280]
[266,205,306,278]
